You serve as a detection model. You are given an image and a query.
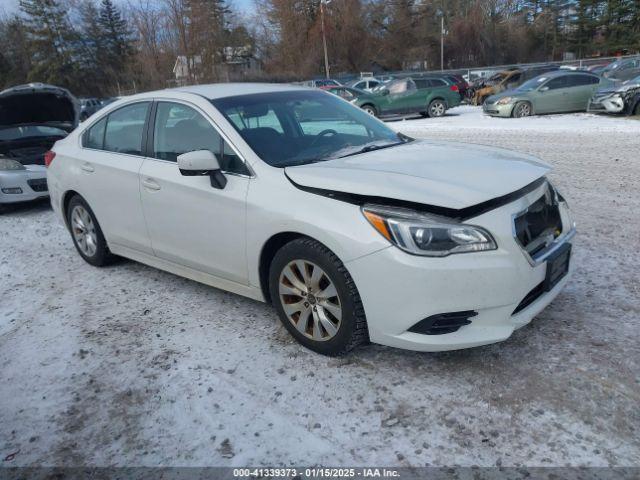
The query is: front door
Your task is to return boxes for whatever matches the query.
[139,101,251,284]
[535,76,571,113]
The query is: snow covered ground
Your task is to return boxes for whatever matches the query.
[1,106,639,468]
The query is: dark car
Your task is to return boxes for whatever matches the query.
[0,83,79,166]
[79,97,102,120]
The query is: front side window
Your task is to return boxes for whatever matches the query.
[212,90,409,168]
[153,102,249,175]
[545,76,568,90]
[103,102,150,155]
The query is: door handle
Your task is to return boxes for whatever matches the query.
[80,162,94,173]
[142,178,161,191]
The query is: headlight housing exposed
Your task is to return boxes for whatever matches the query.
[362,205,497,257]
[0,158,26,171]
[496,96,513,105]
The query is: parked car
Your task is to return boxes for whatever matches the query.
[346,77,383,92]
[419,73,469,100]
[79,97,102,120]
[349,77,461,117]
[301,79,342,89]
[47,84,575,355]
[0,156,49,206]
[472,65,560,105]
[484,71,603,117]
[588,74,640,115]
[0,83,79,165]
[600,56,640,82]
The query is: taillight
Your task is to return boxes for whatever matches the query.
[450,85,459,92]
[44,151,56,167]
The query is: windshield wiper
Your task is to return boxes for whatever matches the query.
[332,141,406,159]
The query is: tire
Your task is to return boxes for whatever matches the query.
[512,101,532,118]
[634,102,640,116]
[269,237,368,356]
[427,99,447,118]
[66,195,115,267]
[361,104,377,117]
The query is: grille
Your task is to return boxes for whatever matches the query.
[514,184,562,258]
[27,178,48,192]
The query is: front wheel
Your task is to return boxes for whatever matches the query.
[269,238,368,356]
[427,99,447,117]
[512,101,532,118]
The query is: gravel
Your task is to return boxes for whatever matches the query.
[1,107,639,468]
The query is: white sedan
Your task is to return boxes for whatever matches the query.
[47,83,575,355]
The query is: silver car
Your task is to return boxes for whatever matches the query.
[0,157,49,205]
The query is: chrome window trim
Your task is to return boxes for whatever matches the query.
[151,97,255,178]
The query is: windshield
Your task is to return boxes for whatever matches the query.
[212,90,409,167]
[0,125,67,141]
[516,76,549,92]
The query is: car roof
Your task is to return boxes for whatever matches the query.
[169,83,310,99]
[540,70,598,78]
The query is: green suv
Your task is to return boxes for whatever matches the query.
[327,77,461,118]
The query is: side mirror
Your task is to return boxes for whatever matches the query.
[539,86,549,92]
[177,150,227,189]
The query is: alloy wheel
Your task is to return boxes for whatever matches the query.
[363,106,376,116]
[71,205,98,257]
[430,101,446,117]
[278,260,342,341]
[514,103,531,118]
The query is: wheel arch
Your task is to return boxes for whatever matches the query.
[61,189,82,229]
[360,103,378,114]
[258,231,346,304]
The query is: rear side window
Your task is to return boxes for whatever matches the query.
[103,102,150,155]
[84,117,107,149]
[430,79,446,87]
[568,75,599,86]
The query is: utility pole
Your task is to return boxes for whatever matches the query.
[320,1,330,79]
[440,16,444,71]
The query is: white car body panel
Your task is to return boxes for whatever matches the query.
[47,83,575,352]
[285,140,550,209]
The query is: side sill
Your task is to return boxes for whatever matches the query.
[109,243,266,303]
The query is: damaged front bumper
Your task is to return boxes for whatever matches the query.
[588,86,640,114]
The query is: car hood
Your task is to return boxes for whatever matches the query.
[0,83,79,132]
[285,140,550,210]
[486,90,526,103]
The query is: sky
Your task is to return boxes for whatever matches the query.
[1,0,254,16]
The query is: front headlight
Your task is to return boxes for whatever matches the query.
[496,96,514,105]
[0,158,26,171]
[362,205,497,257]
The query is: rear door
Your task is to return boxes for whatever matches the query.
[138,100,251,284]
[78,101,153,254]
[566,74,601,111]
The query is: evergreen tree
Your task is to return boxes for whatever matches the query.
[19,0,80,87]
[97,0,134,85]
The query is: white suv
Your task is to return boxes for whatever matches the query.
[47,83,575,355]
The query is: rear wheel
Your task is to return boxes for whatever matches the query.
[66,195,115,266]
[427,99,447,117]
[361,104,377,117]
[512,101,532,118]
[269,238,368,356]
